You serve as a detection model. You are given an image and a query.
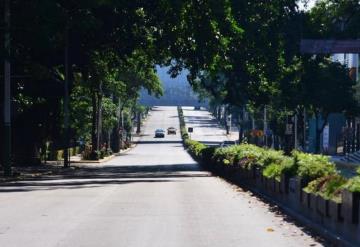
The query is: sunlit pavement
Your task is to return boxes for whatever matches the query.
[0,106,324,247]
[182,107,238,145]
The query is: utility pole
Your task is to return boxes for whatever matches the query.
[63,20,70,168]
[3,0,12,176]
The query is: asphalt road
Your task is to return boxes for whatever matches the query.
[0,106,324,247]
[182,107,238,145]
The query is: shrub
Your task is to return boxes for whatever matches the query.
[201,146,217,164]
[99,147,112,159]
[233,144,264,169]
[281,157,298,177]
[262,157,294,181]
[258,149,285,167]
[304,174,347,203]
[181,127,189,140]
[185,139,206,158]
[343,177,360,193]
[213,147,238,166]
[263,163,282,180]
[82,145,101,160]
[292,151,337,181]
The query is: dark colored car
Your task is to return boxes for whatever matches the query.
[194,106,201,110]
[167,127,177,135]
[155,129,165,138]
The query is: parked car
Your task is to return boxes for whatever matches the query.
[220,140,237,147]
[167,127,177,135]
[155,129,165,138]
[194,106,201,110]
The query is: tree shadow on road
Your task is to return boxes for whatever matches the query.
[0,163,211,193]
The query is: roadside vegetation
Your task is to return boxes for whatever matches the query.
[178,106,360,204]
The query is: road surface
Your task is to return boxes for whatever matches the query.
[182,107,238,145]
[0,106,324,247]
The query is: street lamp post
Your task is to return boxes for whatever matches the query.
[3,0,12,176]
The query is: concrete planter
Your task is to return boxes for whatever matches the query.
[280,174,289,194]
[302,190,311,208]
[316,196,329,217]
[245,167,253,179]
[275,180,282,194]
[224,165,236,180]
[254,167,263,189]
[269,178,276,193]
[251,165,257,180]
[329,200,343,222]
[232,167,243,184]
[238,167,247,180]
[342,190,360,224]
[289,177,305,203]
[263,177,271,192]
[309,193,317,211]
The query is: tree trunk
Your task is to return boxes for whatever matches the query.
[96,90,102,151]
[238,124,243,143]
[111,99,121,153]
[136,111,141,134]
[91,89,97,151]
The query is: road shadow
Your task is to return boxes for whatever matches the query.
[137,140,182,144]
[0,163,210,193]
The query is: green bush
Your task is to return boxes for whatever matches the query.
[178,107,189,141]
[292,151,337,181]
[201,146,217,164]
[232,144,264,169]
[262,157,294,181]
[304,174,347,203]
[181,126,189,140]
[343,177,360,193]
[258,149,285,167]
[213,146,238,166]
[212,144,269,169]
[99,147,112,159]
[263,163,282,181]
[184,139,206,157]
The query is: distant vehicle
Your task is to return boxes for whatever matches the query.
[220,140,237,147]
[194,106,201,110]
[155,129,165,138]
[167,127,177,135]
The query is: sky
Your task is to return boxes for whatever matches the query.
[298,0,317,11]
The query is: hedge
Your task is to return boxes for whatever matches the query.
[177,105,359,203]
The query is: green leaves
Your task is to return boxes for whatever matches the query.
[292,150,337,181]
[304,174,347,202]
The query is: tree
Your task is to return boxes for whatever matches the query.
[299,57,357,153]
